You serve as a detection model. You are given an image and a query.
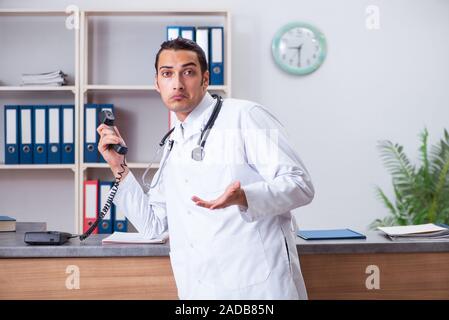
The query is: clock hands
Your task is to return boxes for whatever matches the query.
[288,44,303,67]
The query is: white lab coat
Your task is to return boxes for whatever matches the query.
[113,92,315,300]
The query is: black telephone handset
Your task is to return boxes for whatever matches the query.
[24,110,129,245]
[99,109,128,155]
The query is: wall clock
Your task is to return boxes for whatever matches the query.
[272,22,327,75]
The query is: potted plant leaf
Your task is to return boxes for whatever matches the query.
[370,129,449,229]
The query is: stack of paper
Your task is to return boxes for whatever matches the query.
[378,223,449,241]
[21,70,67,86]
[102,231,169,244]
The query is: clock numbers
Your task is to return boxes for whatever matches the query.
[273,23,326,75]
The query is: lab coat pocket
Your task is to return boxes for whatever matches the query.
[213,228,271,290]
[169,251,189,299]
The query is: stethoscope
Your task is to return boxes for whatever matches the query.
[142,94,223,190]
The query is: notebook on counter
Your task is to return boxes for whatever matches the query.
[297,228,366,240]
[102,231,169,244]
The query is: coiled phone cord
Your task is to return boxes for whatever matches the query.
[78,157,128,241]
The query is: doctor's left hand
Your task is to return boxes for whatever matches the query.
[191,181,248,210]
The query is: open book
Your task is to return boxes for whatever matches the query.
[102,231,169,244]
[378,223,449,241]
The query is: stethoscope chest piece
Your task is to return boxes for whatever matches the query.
[143,94,222,188]
[191,146,205,161]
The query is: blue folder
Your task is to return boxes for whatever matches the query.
[4,105,20,164]
[167,26,180,40]
[84,104,98,163]
[47,105,61,164]
[96,104,114,163]
[180,26,196,41]
[61,105,75,164]
[19,105,34,164]
[209,26,224,85]
[98,181,114,234]
[33,105,48,164]
[114,204,127,233]
[297,229,366,240]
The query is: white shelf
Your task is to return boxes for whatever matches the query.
[0,164,76,170]
[84,85,227,92]
[81,162,159,170]
[0,86,76,93]
[84,10,228,16]
[207,85,228,92]
[0,9,71,16]
[85,85,156,91]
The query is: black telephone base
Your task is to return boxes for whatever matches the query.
[24,231,72,245]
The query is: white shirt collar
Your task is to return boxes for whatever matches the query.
[171,92,215,142]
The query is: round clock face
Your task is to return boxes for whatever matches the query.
[272,22,327,75]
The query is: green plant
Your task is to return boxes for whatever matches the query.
[370,129,449,229]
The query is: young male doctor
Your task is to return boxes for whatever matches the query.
[97,38,315,300]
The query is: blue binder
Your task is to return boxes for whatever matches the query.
[33,105,48,164]
[19,105,34,164]
[61,105,75,164]
[98,181,115,234]
[84,104,98,163]
[297,229,366,240]
[47,105,61,164]
[180,26,196,41]
[97,104,114,163]
[114,204,128,233]
[209,26,224,85]
[166,26,180,40]
[4,105,20,164]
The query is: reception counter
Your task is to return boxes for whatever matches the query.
[1,223,449,299]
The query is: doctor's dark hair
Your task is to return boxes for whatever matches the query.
[154,37,208,75]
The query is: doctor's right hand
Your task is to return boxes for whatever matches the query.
[97,124,129,179]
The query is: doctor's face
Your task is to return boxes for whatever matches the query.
[155,49,209,119]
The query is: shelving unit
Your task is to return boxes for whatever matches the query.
[1,9,231,234]
[0,9,80,232]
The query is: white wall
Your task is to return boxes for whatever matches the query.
[1,0,449,232]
